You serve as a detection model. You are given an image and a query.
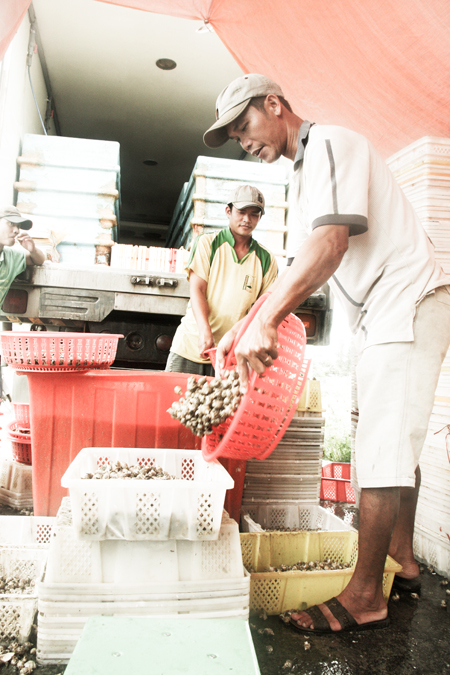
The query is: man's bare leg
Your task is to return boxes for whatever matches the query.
[291,487,399,630]
[388,466,421,580]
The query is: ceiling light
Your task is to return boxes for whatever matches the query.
[156,58,177,71]
[143,159,158,166]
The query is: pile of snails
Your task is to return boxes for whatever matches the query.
[167,371,242,437]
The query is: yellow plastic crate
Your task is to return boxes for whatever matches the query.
[240,531,401,615]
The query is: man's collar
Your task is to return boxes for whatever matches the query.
[0,250,4,263]
[225,227,257,251]
[293,120,314,170]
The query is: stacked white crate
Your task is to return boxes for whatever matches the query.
[0,516,54,643]
[15,134,120,266]
[387,137,450,575]
[165,156,289,262]
[0,459,33,510]
[37,449,249,666]
[241,380,325,509]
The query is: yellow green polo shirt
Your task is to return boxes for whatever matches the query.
[0,248,26,307]
[171,228,278,363]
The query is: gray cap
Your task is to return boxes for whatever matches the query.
[0,206,33,230]
[203,73,284,148]
[229,185,265,215]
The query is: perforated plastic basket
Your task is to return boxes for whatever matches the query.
[202,294,309,462]
[13,403,30,427]
[7,421,32,465]
[0,331,123,372]
[61,448,234,541]
[240,531,401,614]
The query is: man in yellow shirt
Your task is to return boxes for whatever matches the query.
[166,184,278,376]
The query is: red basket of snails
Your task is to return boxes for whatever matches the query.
[169,294,309,463]
[0,331,123,372]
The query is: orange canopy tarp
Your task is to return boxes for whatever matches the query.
[3,0,450,158]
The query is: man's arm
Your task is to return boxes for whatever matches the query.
[234,224,349,388]
[16,233,45,266]
[189,271,215,358]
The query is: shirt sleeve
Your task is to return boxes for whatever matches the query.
[185,234,211,283]
[259,255,279,295]
[304,130,369,236]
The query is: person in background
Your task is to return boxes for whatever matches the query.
[0,206,45,306]
[204,73,450,633]
[165,184,278,376]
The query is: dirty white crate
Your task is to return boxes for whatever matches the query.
[37,501,249,665]
[0,516,54,548]
[241,502,356,533]
[45,498,243,585]
[0,460,33,510]
[61,448,234,541]
[0,546,49,642]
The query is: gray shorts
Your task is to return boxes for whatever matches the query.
[354,285,450,488]
[165,351,215,378]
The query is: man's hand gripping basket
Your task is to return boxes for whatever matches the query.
[202,294,310,462]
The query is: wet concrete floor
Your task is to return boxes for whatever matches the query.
[1,502,449,675]
[250,564,450,675]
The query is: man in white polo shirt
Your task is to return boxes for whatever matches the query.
[166,184,278,376]
[205,74,450,634]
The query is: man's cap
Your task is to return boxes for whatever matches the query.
[0,206,32,230]
[229,185,265,215]
[203,73,284,148]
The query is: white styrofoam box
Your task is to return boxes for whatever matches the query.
[61,447,234,541]
[56,242,97,266]
[241,502,356,533]
[414,524,450,576]
[16,134,120,255]
[45,499,243,585]
[387,136,450,176]
[19,133,120,171]
[166,155,288,251]
[0,516,54,548]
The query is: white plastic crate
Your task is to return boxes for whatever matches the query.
[0,515,54,548]
[0,459,33,510]
[45,499,244,585]
[241,502,356,533]
[61,447,234,541]
[414,524,450,577]
[0,546,49,642]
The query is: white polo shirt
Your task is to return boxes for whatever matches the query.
[287,122,449,350]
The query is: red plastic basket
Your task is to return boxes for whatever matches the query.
[201,294,310,462]
[0,332,123,372]
[8,421,32,465]
[322,462,351,480]
[13,403,30,427]
[320,477,356,503]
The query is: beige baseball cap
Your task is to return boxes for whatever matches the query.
[203,73,284,148]
[229,185,265,215]
[0,206,32,230]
